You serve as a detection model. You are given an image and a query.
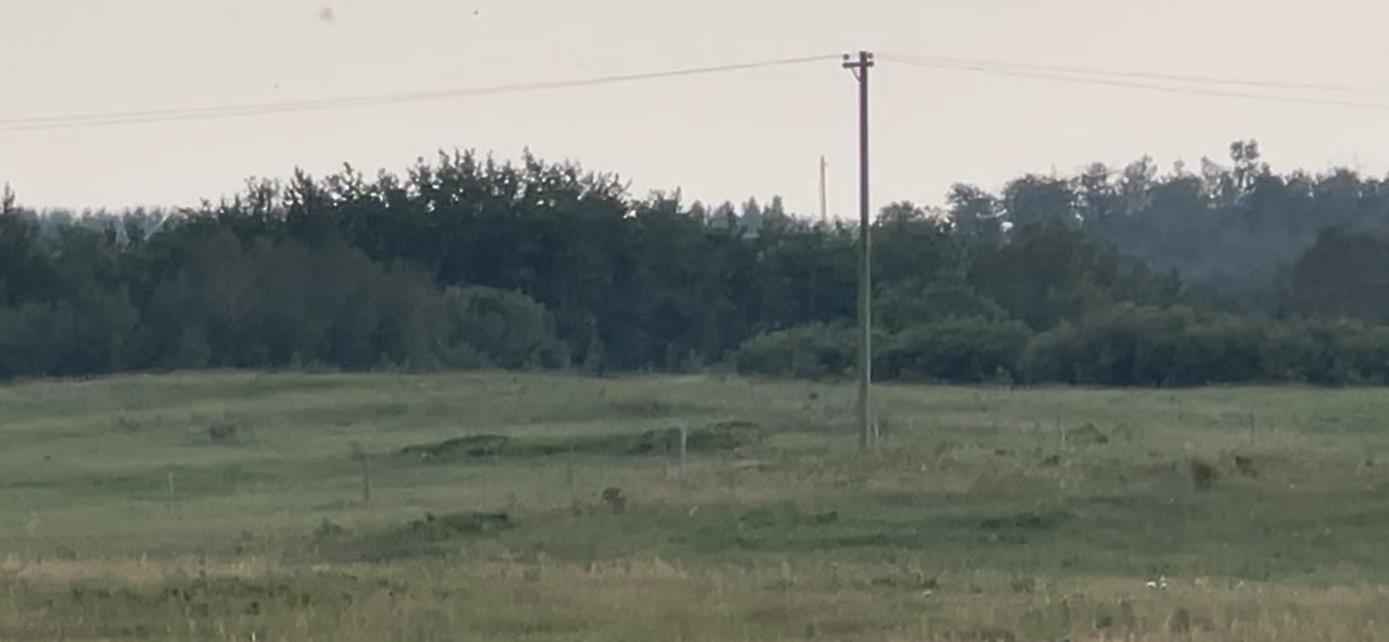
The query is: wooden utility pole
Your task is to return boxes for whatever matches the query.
[843,51,875,449]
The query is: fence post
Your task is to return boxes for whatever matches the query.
[360,454,371,507]
[679,425,689,470]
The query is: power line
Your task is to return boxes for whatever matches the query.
[13,51,1389,135]
[0,54,838,133]
[881,55,1389,113]
[881,52,1387,96]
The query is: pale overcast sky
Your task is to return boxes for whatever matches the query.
[5,0,1389,217]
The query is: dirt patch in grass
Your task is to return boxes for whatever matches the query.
[318,511,513,562]
[399,421,769,463]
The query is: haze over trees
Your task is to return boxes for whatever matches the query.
[3,140,1389,385]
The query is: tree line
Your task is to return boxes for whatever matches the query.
[2,142,1387,385]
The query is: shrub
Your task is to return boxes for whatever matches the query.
[438,286,566,369]
[878,317,1031,382]
[1189,458,1218,491]
[632,421,769,454]
[400,434,511,461]
[733,323,857,379]
[1023,305,1271,386]
[1270,319,1389,385]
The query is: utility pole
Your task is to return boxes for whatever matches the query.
[818,155,829,224]
[843,50,874,449]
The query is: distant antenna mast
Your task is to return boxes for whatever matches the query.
[818,156,828,224]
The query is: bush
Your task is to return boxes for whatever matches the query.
[400,434,511,461]
[732,306,1389,387]
[438,286,565,369]
[1022,305,1269,386]
[1019,321,1079,384]
[878,317,1031,382]
[1170,314,1267,384]
[633,421,768,454]
[733,323,857,379]
[1068,304,1193,386]
[1266,319,1389,385]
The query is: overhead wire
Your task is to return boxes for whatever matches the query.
[0,54,839,133]
[880,52,1388,96]
[9,52,1389,133]
[879,54,1389,113]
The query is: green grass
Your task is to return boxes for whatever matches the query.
[2,371,1388,640]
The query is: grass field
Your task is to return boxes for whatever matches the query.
[1,371,1388,641]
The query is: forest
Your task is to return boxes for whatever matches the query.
[4,140,1389,386]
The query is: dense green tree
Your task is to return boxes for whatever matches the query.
[1002,174,1078,228]
[946,184,1003,243]
[1286,229,1389,322]
[6,143,1389,386]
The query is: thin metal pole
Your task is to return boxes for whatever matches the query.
[819,156,829,224]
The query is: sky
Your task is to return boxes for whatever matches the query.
[5,0,1389,218]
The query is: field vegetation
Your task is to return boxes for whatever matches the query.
[2,372,1386,640]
